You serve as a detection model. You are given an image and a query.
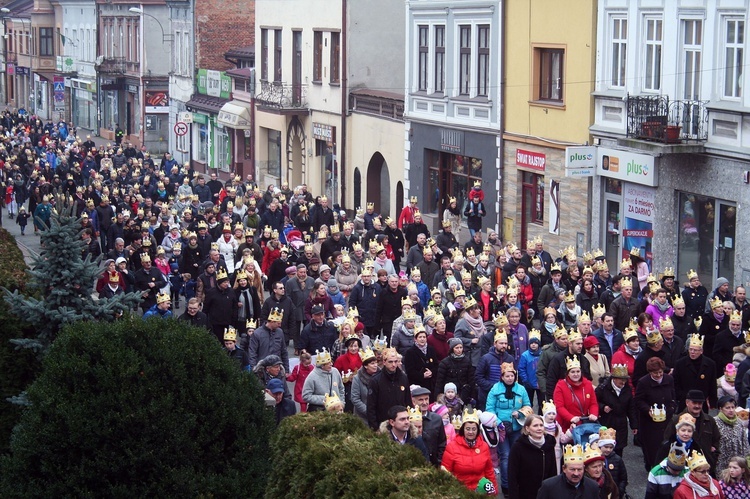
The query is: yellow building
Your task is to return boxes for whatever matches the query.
[502,0,597,254]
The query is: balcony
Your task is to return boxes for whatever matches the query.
[255,81,307,112]
[97,57,126,75]
[350,88,404,122]
[626,94,708,143]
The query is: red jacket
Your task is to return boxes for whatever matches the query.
[441,435,497,494]
[427,330,455,362]
[552,376,599,433]
[333,351,362,381]
[286,362,314,404]
[398,205,417,229]
[673,475,724,499]
[611,343,639,394]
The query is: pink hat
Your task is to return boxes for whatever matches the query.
[726,363,737,380]
[431,403,449,417]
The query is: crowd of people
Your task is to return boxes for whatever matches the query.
[2,111,750,498]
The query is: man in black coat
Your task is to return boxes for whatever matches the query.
[673,335,717,412]
[545,333,592,400]
[299,304,337,354]
[203,271,239,343]
[536,453,599,499]
[178,298,210,330]
[259,280,293,334]
[411,386,446,467]
[712,311,745,372]
[367,349,411,430]
[377,274,408,342]
[632,330,667,388]
[595,367,638,456]
[134,253,167,313]
[348,269,381,336]
[310,196,335,232]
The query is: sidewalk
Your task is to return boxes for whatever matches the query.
[1,205,41,266]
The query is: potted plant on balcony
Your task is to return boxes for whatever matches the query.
[665,123,681,143]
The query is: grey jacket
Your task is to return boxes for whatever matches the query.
[248,325,289,371]
[302,365,345,407]
[285,276,315,321]
[351,368,378,423]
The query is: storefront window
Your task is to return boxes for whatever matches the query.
[244,135,252,159]
[425,149,482,215]
[215,127,230,172]
[268,129,281,177]
[196,124,208,163]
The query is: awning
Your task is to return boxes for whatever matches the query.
[186,94,228,115]
[217,100,253,129]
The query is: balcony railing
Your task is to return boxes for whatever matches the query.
[350,91,404,121]
[255,80,307,110]
[97,57,126,75]
[626,94,708,143]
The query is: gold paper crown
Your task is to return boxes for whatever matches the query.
[410,268,421,278]
[630,247,641,258]
[235,269,248,281]
[216,268,229,281]
[568,329,582,342]
[197,220,207,229]
[463,295,478,309]
[564,290,576,303]
[677,413,696,428]
[448,196,456,204]
[494,331,508,343]
[324,392,342,411]
[431,287,441,296]
[461,406,480,426]
[668,443,688,468]
[210,242,219,251]
[454,288,466,298]
[579,311,591,323]
[501,362,516,375]
[582,265,594,275]
[554,326,569,340]
[366,201,374,209]
[465,247,476,258]
[731,310,743,322]
[686,450,709,471]
[493,312,509,328]
[410,195,418,203]
[268,307,284,322]
[594,260,608,272]
[246,319,257,330]
[550,262,561,273]
[528,328,541,343]
[620,258,632,269]
[372,335,388,352]
[563,444,585,464]
[330,224,340,234]
[659,316,673,329]
[709,296,723,309]
[650,404,667,422]
[347,306,359,319]
[413,210,421,218]
[530,255,541,266]
[108,272,120,284]
[620,276,633,288]
[592,248,604,259]
[407,406,422,422]
[533,235,544,244]
[451,247,463,259]
[441,219,451,228]
[611,363,629,378]
[583,443,603,463]
[648,280,662,293]
[359,346,375,363]
[543,306,557,318]
[506,275,520,289]
[598,427,617,444]
[646,329,662,345]
[473,179,481,187]
[315,348,332,365]
[688,334,704,348]
[694,316,703,329]
[477,275,490,288]
[223,326,237,342]
[565,356,581,371]
[541,400,556,415]
[140,252,151,262]
[403,308,418,321]
[687,269,698,280]
[622,327,638,342]
[451,415,463,430]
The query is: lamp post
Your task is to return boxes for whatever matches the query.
[128,8,172,44]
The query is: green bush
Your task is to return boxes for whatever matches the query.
[266,412,474,499]
[0,316,274,497]
[0,228,38,454]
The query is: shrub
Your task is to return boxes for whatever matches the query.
[265,412,474,499]
[0,316,274,497]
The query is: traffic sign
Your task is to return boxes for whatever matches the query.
[174,122,188,136]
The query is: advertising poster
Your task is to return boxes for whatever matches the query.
[622,184,656,270]
[549,179,560,235]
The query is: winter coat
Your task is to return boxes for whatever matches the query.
[536,473,600,499]
[426,331,454,363]
[545,350,592,401]
[434,353,475,402]
[518,348,541,389]
[700,312,729,363]
[595,376,638,452]
[611,344,640,393]
[713,329,745,374]
[553,376,599,432]
[286,362,314,405]
[367,367,411,429]
[672,474,723,499]
[301,365,345,409]
[682,284,709,319]
[486,381,531,432]
[441,435,497,493]
[351,367,378,423]
[453,317,486,367]
[634,373,677,471]
[299,319,338,355]
[348,281,381,328]
[248,324,289,371]
[508,434,557,499]
[476,347,515,409]
[609,295,641,332]
[391,325,416,357]
[404,344,439,394]
[673,354,718,411]
[536,341,566,395]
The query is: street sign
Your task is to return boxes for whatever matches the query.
[174,122,188,136]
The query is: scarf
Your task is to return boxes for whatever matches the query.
[583,286,595,298]
[503,381,515,400]
[683,472,720,497]
[714,311,725,322]
[400,324,414,337]
[464,313,487,336]
[626,344,642,357]
[465,437,477,449]
[418,343,427,355]
[375,255,387,266]
[611,379,623,396]
[544,322,557,334]
[655,300,671,312]
[528,435,545,448]
[357,367,375,388]
[529,266,545,277]
[544,421,558,435]
[718,411,737,426]
[451,351,466,360]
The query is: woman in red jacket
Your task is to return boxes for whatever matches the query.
[333,332,363,413]
[673,450,724,499]
[553,356,599,433]
[441,407,497,495]
[611,327,642,394]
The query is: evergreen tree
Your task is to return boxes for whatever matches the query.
[3,191,141,355]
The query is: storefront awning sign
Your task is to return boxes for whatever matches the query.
[597,147,657,187]
[217,100,252,129]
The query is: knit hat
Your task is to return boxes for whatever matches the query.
[448,338,463,352]
[479,411,497,427]
[319,264,331,273]
[715,277,729,289]
[432,403,449,418]
[326,279,339,291]
[444,382,457,395]
[583,336,599,350]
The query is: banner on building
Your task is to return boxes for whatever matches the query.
[53,76,65,112]
[622,184,656,270]
[549,179,560,235]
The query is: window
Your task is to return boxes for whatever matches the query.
[260,29,268,81]
[418,25,429,91]
[268,129,281,177]
[477,25,490,97]
[643,18,662,91]
[459,25,471,95]
[434,26,445,93]
[611,17,627,88]
[426,149,483,214]
[681,19,702,100]
[330,32,340,84]
[723,18,744,99]
[522,171,544,225]
[535,48,564,101]
[176,127,188,153]
[274,29,282,83]
[313,31,322,82]
[39,27,53,56]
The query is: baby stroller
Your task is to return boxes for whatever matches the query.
[570,418,602,445]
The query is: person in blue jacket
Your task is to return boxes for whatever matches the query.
[518,329,542,410]
[485,361,532,495]
[475,331,514,410]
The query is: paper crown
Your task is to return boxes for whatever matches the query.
[403,308,418,321]
[687,269,698,280]
[620,276,633,288]
[598,427,617,445]
[359,347,376,363]
[500,362,516,375]
[372,335,388,352]
[659,317,673,329]
[709,296,723,309]
[451,247,463,259]
[594,260,608,272]
[611,364,629,379]
[463,295,478,309]
[565,356,581,371]
[108,271,120,284]
[567,329,582,342]
[541,400,556,415]
[216,268,229,281]
[676,413,696,428]
[413,210,421,218]
[730,309,743,322]
[223,326,237,342]
[554,325,569,340]
[347,306,359,319]
[563,444,585,465]
[528,329,541,343]
[694,316,703,329]
[140,252,151,262]
[688,334,704,348]
[410,195,418,203]
[533,235,543,244]
[583,443,603,464]
[477,275,490,288]
[235,269,248,281]
[366,202,374,209]
[530,255,541,265]
[454,288,466,298]
[451,415,463,430]
[620,258,632,270]
[494,331,508,343]
[197,220,208,229]
[650,404,667,422]
[646,328,663,345]
[329,224,340,234]
[246,319,257,330]
[668,442,688,468]
[579,311,592,323]
[268,307,284,322]
[461,406,480,426]
[324,392,342,411]
[210,242,219,251]
[542,307,557,319]
[550,262,562,273]
[407,406,422,422]
[172,242,182,251]
[155,291,171,305]
[622,327,638,342]
[559,290,575,304]
[686,450,710,471]
[315,348,332,365]
[662,267,676,278]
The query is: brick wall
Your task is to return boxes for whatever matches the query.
[195,0,255,70]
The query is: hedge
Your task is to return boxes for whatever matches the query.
[265,412,475,498]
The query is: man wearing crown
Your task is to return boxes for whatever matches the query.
[134,252,168,313]
[142,291,173,320]
[248,308,289,372]
[609,277,640,333]
[674,335,718,412]
[203,268,240,343]
[222,326,250,371]
[713,310,745,371]
[537,444,599,498]
[682,270,708,320]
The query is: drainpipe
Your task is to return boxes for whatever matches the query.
[340,0,347,210]
[498,0,505,239]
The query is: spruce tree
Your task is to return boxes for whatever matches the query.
[3,190,141,355]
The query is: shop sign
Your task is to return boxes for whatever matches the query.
[440,128,464,153]
[597,147,657,187]
[16,66,29,76]
[622,184,656,267]
[56,55,75,73]
[516,148,546,171]
[565,146,596,168]
[196,69,231,99]
[53,76,65,112]
[313,122,333,141]
[193,113,208,125]
[565,167,595,178]
[6,63,13,75]
[127,84,138,94]
[145,90,169,113]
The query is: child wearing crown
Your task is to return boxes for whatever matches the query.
[286,352,313,412]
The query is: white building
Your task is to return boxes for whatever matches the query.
[404,0,503,233]
[590,0,750,289]
[167,0,193,165]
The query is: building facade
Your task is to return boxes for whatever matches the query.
[167,0,193,166]
[591,0,750,288]
[404,0,503,236]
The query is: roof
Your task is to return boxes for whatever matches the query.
[349,87,404,101]
[186,94,229,115]
[226,67,253,79]
[224,45,255,60]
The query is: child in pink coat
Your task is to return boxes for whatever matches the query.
[286,352,314,412]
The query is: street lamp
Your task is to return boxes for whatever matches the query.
[128,7,172,44]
